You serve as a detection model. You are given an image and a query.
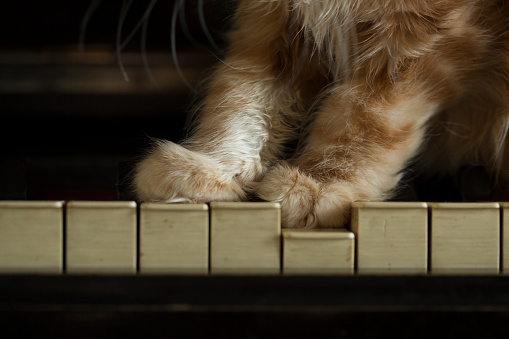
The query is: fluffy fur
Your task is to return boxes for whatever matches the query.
[134,0,509,228]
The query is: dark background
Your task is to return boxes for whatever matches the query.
[0,0,235,200]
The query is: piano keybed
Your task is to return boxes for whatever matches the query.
[0,200,507,275]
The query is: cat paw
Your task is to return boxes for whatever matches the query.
[134,140,247,203]
[254,164,352,228]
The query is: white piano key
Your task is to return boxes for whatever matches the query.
[0,201,64,274]
[430,203,500,275]
[351,202,428,274]
[66,201,137,274]
[282,229,354,275]
[502,203,509,274]
[210,202,280,274]
[139,203,209,274]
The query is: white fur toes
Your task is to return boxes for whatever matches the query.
[134,140,246,203]
[255,164,352,228]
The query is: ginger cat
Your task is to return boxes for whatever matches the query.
[134,0,509,228]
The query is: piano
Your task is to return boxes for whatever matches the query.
[2,1,509,337]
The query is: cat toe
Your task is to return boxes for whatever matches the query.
[254,164,316,228]
[255,163,352,228]
[134,140,246,202]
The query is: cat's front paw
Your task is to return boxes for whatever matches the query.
[254,164,352,228]
[134,140,246,203]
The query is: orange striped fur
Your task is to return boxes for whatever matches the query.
[135,0,509,228]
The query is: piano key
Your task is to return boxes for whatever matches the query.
[0,201,63,273]
[351,202,428,274]
[282,229,354,275]
[429,203,500,275]
[502,203,509,274]
[139,203,209,274]
[66,201,137,274]
[210,202,280,274]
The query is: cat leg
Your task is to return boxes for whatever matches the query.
[256,83,439,228]
[133,60,297,202]
[134,2,300,202]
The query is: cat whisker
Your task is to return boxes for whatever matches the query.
[178,0,200,47]
[79,0,102,52]
[198,0,221,53]
[140,1,164,94]
[116,0,135,82]
[115,0,158,84]
[119,0,158,52]
[172,0,194,90]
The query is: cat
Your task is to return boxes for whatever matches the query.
[134,0,509,228]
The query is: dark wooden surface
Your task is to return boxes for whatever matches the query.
[2,275,509,338]
[3,275,509,312]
